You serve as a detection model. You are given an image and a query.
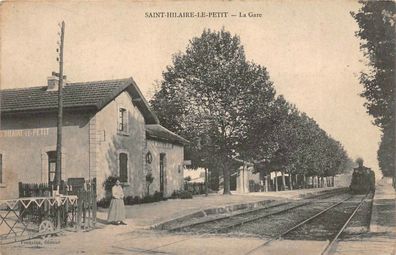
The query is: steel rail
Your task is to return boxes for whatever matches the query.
[171,189,346,233]
[204,191,347,233]
[244,195,355,255]
[212,200,315,233]
[169,200,290,232]
[320,192,370,255]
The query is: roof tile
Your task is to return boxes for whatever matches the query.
[0,78,130,113]
[146,124,189,145]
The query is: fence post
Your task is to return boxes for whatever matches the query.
[92,178,97,227]
[76,190,82,232]
[87,181,91,229]
[57,202,61,230]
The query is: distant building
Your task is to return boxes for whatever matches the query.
[0,76,188,199]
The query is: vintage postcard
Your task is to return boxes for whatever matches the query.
[0,0,395,254]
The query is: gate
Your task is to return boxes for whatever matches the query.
[0,178,97,244]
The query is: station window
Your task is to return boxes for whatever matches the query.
[119,152,128,183]
[118,107,129,134]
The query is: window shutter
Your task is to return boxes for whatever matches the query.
[119,153,128,183]
[118,108,122,131]
[124,110,129,133]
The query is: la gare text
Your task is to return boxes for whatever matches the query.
[144,12,263,18]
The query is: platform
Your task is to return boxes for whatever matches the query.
[96,186,338,228]
[334,177,396,255]
[1,187,340,255]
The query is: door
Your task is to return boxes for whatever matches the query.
[159,153,166,193]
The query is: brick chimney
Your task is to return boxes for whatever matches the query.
[47,76,59,91]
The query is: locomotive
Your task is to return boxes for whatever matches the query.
[349,159,375,194]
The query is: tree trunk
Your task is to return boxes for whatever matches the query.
[303,174,306,189]
[281,171,286,191]
[205,167,208,196]
[275,171,278,192]
[289,173,293,190]
[222,162,231,195]
[210,167,219,191]
[265,175,269,192]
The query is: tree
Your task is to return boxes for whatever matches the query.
[352,1,395,128]
[378,124,395,177]
[247,94,352,190]
[150,28,275,194]
[352,1,396,179]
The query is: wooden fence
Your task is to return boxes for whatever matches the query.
[184,182,206,195]
[74,179,97,230]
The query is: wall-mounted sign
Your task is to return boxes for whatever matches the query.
[0,128,49,138]
[183,160,192,166]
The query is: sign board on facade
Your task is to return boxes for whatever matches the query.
[0,128,49,138]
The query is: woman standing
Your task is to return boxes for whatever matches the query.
[107,179,127,225]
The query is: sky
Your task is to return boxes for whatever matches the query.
[0,0,382,175]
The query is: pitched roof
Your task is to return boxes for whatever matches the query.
[146,124,189,145]
[0,77,159,124]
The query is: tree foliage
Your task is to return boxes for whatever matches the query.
[352,1,396,178]
[378,124,395,177]
[247,95,351,178]
[151,29,275,194]
[151,28,352,193]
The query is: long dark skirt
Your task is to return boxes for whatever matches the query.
[107,198,126,223]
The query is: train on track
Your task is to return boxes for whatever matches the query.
[349,160,375,194]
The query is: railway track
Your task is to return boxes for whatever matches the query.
[320,193,371,255]
[169,189,348,233]
[243,192,372,255]
[109,189,373,255]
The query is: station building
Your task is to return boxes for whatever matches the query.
[0,77,188,199]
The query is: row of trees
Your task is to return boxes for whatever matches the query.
[352,1,395,181]
[150,28,352,194]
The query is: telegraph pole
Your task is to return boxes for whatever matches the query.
[55,21,65,189]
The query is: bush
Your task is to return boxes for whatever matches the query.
[141,195,154,203]
[97,197,111,208]
[103,176,118,192]
[153,191,164,201]
[99,193,169,207]
[170,190,193,199]
[124,196,141,205]
[141,191,166,203]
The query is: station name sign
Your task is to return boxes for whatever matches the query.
[0,128,49,138]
